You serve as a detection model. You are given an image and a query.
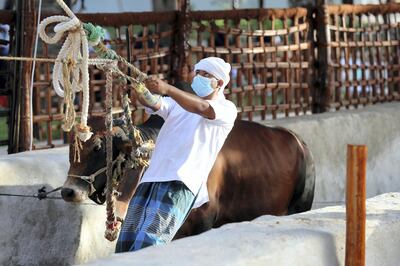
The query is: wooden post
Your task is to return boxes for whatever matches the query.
[345,144,367,266]
[313,0,330,113]
[18,0,37,151]
[174,0,190,83]
[8,0,23,154]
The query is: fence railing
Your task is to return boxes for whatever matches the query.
[186,8,313,120]
[324,4,400,110]
[0,3,400,152]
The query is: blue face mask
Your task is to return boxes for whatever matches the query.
[191,75,216,97]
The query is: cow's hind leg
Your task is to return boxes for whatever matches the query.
[287,141,316,214]
[173,203,217,239]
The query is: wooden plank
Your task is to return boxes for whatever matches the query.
[345,144,367,266]
[313,2,330,113]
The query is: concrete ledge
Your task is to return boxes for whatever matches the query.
[0,148,116,265]
[267,103,400,206]
[1,103,399,265]
[82,193,400,266]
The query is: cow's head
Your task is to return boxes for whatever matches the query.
[61,116,134,204]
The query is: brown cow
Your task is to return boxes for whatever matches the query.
[62,115,315,239]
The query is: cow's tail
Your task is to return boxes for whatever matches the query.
[287,133,316,215]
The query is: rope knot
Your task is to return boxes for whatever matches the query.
[76,123,93,142]
[83,22,106,46]
[104,220,121,241]
[73,130,83,163]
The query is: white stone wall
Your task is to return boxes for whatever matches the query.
[82,193,400,266]
[0,103,399,265]
[0,148,116,265]
[268,103,400,208]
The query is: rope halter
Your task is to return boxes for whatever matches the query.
[67,153,126,197]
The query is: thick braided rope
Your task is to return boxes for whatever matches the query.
[96,64,155,167]
[38,15,81,98]
[104,68,120,242]
[121,93,143,145]
[61,60,76,132]
[35,0,154,241]
[36,0,161,143]
[73,127,83,163]
[0,55,116,65]
[55,0,75,18]
[38,0,92,141]
[88,38,147,81]
[89,41,161,107]
[120,92,155,169]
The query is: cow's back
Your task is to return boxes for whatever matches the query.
[176,119,313,238]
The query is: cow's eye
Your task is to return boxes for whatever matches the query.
[92,137,102,152]
[94,144,102,152]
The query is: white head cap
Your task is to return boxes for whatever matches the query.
[194,57,231,98]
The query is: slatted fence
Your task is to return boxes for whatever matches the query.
[1,3,400,151]
[325,4,400,109]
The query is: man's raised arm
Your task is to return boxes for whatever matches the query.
[143,78,216,119]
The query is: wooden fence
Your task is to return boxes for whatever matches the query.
[0,2,399,152]
[324,4,400,109]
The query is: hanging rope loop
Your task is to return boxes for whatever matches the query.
[38,0,91,142]
[61,59,77,132]
[104,68,119,241]
[38,16,76,44]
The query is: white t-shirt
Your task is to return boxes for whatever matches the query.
[141,96,237,208]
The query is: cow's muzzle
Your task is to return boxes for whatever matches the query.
[61,184,90,202]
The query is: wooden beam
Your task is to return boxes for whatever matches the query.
[313,0,331,113]
[19,0,37,151]
[345,144,367,266]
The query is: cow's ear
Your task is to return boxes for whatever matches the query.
[88,115,106,132]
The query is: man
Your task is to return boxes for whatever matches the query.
[116,57,237,252]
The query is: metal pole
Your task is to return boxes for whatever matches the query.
[345,144,367,266]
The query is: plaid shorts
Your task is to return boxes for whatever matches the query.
[115,181,196,253]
